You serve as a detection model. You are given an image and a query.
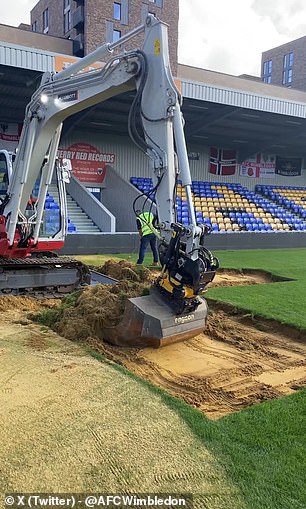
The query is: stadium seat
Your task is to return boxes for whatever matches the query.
[130,177,306,234]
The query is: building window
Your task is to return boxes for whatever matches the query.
[64,0,71,33]
[113,29,121,42]
[113,2,121,20]
[31,21,37,32]
[262,59,272,84]
[283,51,294,85]
[43,8,49,33]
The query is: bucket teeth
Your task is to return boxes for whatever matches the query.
[102,290,208,348]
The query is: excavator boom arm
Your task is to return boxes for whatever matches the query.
[0,15,218,345]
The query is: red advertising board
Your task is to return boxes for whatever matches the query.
[58,143,115,183]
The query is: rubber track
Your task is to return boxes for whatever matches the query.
[0,256,91,298]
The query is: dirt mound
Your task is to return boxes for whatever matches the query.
[55,266,152,341]
[94,259,153,283]
[54,260,155,342]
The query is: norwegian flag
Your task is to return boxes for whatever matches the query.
[209,147,237,176]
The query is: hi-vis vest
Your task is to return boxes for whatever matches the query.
[138,212,154,236]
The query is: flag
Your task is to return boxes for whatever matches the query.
[239,153,276,178]
[240,165,259,178]
[209,147,237,175]
[275,156,302,176]
[240,152,260,178]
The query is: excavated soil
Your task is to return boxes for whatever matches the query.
[55,260,153,340]
[2,260,305,419]
[87,308,306,419]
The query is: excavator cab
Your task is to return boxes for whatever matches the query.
[0,150,69,247]
[0,151,13,197]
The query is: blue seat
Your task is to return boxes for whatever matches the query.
[68,223,77,233]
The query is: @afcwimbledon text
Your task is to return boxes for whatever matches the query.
[4,493,193,508]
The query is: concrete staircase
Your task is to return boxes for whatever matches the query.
[48,184,101,233]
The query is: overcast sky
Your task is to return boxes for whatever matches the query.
[2,0,306,76]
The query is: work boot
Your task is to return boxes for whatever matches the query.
[152,262,158,266]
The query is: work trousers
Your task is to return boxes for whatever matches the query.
[137,233,159,264]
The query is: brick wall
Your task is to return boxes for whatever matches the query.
[30,0,179,73]
[85,0,178,74]
[31,0,62,36]
[31,0,79,39]
[261,36,306,92]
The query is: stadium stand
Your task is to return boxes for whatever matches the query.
[131,177,306,233]
[32,181,78,235]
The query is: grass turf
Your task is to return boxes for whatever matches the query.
[75,248,306,508]
[89,349,306,509]
[207,247,306,330]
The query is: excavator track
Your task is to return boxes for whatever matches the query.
[0,256,91,297]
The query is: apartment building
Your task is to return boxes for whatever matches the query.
[30,0,179,73]
[261,35,306,92]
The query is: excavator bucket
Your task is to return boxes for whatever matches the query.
[102,290,208,348]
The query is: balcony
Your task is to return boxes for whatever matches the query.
[72,5,84,28]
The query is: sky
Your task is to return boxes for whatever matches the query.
[2,0,306,76]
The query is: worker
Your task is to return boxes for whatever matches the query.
[136,210,159,265]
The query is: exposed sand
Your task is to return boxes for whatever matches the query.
[88,307,306,418]
[59,262,304,419]
[1,264,305,424]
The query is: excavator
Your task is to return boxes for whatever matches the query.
[0,15,218,347]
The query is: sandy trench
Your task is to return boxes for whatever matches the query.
[1,268,305,420]
[69,266,304,419]
[89,307,306,419]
